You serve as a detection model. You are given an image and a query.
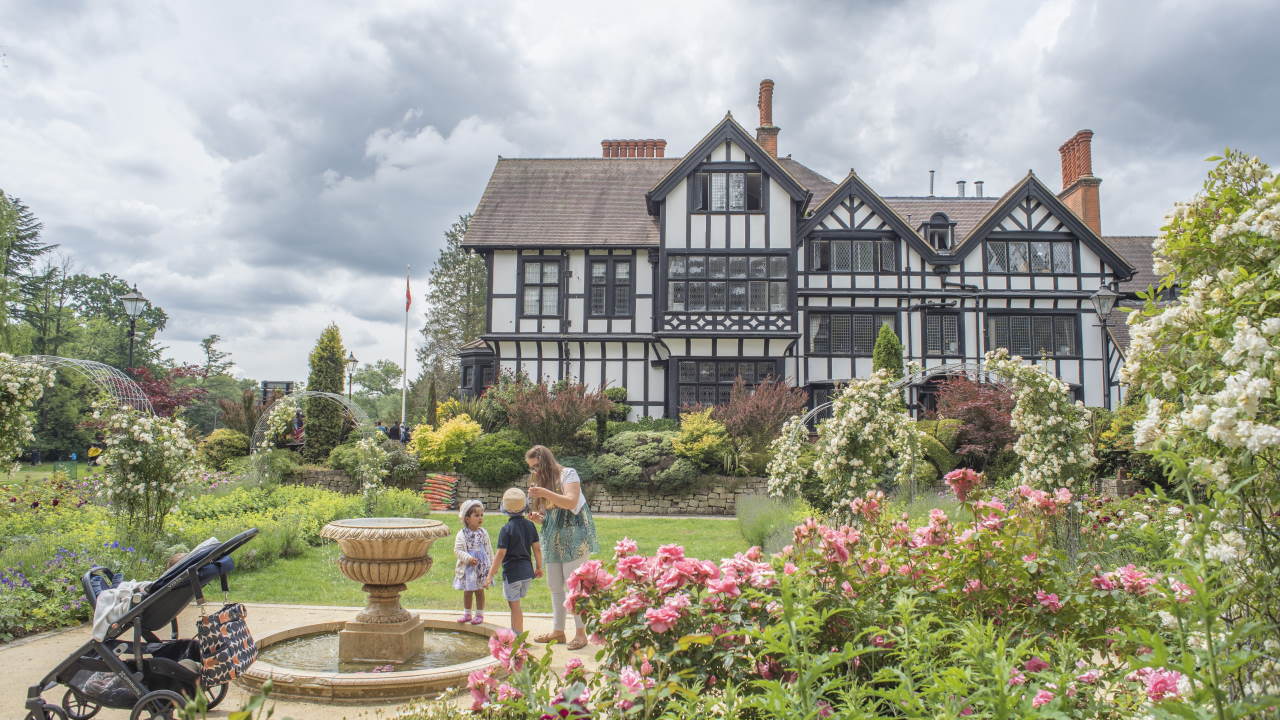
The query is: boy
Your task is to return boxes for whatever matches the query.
[485,487,543,633]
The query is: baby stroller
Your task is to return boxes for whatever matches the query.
[24,529,258,720]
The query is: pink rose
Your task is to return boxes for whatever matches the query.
[496,683,522,702]
[1075,669,1101,684]
[942,468,983,502]
[619,666,643,694]
[655,544,685,564]
[1024,656,1050,673]
[1034,590,1063,612]
[614,537,638,558]
[1032,689,1054,708]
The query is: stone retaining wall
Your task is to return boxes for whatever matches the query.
[286,468,359,494]
[451,474,770,516]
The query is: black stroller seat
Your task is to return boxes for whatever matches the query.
[24,529,258,720]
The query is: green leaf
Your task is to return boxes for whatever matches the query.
[675,633,714,651]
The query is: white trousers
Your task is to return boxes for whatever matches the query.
[545,555,588,632]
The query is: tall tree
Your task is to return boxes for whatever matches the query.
[200,334,234,377]
[60,273,168,370]
[304,323,347,461]
[0,191,56,350]
[351,359,403,422]
[18,255,76,356]
[416,214,485,401]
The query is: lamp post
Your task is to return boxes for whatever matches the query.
[119,285,149,373]
[346,352,358,399]
[1090,286,1121,409]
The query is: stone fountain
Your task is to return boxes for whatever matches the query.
[237,516,501,703]
[319,517,450,663]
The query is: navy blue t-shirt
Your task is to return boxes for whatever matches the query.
[497,515,539,583]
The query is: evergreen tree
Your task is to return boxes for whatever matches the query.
[0,191,56,350]
[304,323,347,461]
[200,334,234,377]
[416,214,484,404]
[872,323,904,380]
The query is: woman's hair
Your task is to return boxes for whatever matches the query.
[525,445,562,512]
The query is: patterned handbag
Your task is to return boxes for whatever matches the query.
[195,602,257,685]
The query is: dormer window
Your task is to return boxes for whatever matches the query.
[692,172,763,212]
[924,212,955,252]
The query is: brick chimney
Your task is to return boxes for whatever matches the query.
[1057,129,1102,235]
[756,79,779,157]
[601,139,667,158]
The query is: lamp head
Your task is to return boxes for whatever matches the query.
[1090,286,1120,317]
[346,352,358,374]
[120,286,148,319]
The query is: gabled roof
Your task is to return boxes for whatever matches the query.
[881,197,999,243]
[798,171,945,262]
[463,157,678,248]
[646,114,811,214]
[950,172,1136,276]
[1102,236,1159,294]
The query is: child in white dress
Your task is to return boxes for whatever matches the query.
[453,499,493,624]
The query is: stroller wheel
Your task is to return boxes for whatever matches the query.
[128,690,184,720]
[25,703,69,720]
[203,682,229,709]
[60,688,101,720]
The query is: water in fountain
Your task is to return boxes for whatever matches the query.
[259,629,490,674]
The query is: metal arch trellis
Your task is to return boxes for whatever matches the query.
[249,390,374,453]
[797,361,1011,426]
[15,355,154,414]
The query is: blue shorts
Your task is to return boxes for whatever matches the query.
[503,578,532,602]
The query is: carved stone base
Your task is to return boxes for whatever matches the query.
[337,614,424,664]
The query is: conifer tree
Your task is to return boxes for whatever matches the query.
[872,323,904,380]
[415,214,485,406]
[304,323,347,461]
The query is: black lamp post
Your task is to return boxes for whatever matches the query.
[1091,286,1121,408]
[119,285,149,373]
[346,352,358,399]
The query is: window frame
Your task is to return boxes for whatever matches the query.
[984,240,1078,276]
[666,251,790,314]
[807,310,899,356]
[808,237,898,273]
[924,312,964,357]
[690,170,766,214]
[517,256,566,318]
[588,256,634,318]
[984,312,1081,359]
[674,357,783,409]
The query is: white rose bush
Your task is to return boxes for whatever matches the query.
[1118,149,1280,712]
[0,354,55,472]
[350,434,391,515]
[96,399,201,543]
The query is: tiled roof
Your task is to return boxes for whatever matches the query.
[463,156,839,248]
[1102,236,1159,294]
[881,197,1000,243]
[777,158,837,202]
[464,158,677,247]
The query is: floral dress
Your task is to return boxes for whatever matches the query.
[541,467,599,564]
[452,527,492,592]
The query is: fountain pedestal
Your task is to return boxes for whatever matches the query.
[319,517,449,664]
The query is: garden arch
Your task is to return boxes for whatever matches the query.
[799,361,1009,425]
[15,355,154,414]
[250,390,374,453]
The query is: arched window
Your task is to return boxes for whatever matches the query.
[925,212,955,251]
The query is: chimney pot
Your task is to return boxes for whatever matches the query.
[600,139,668,159]
[974,180,984,198]
[655,139,666,158]
[956,180,966,198]
[929,170,935,197]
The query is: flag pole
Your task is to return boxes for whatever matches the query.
[401,264,410,428]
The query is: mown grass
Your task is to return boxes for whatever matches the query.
[231,513,744,613]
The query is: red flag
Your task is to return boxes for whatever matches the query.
[405,273,412,311]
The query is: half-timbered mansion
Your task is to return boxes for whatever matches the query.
[458,80,1156,418]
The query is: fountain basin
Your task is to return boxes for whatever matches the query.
[237,618,501,703]
[319,517,450,662]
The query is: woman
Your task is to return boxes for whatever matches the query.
[525,444,598,650]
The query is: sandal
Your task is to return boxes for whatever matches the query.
[566,636,588,651]
[534,630,566,644]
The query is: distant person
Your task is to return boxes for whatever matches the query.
[29,448,42,466]
[387,422,401,442]
[375,421,388,436]
[87,434,105,466]
[484,487,543,634]
[400,423,411,444]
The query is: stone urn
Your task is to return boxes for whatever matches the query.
[320,517,449,663]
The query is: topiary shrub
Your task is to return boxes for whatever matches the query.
[651,457,700,493]
[917,418,963,452]
[458,429,528,489]
[591,453,643,488]
[604,387,630,421]
[555,455,597,485]
[199,429,250,470]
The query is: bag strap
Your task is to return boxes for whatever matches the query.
[187,566,206,616]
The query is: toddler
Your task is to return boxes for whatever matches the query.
[452,499,493,624]
[484,487,543,634]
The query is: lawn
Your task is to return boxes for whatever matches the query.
[231,513,746,613]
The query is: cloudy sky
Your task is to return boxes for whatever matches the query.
[2,0,1276,382]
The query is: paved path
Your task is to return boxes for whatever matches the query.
[3,603,592,720]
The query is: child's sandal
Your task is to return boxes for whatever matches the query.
[470,614,484,625]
